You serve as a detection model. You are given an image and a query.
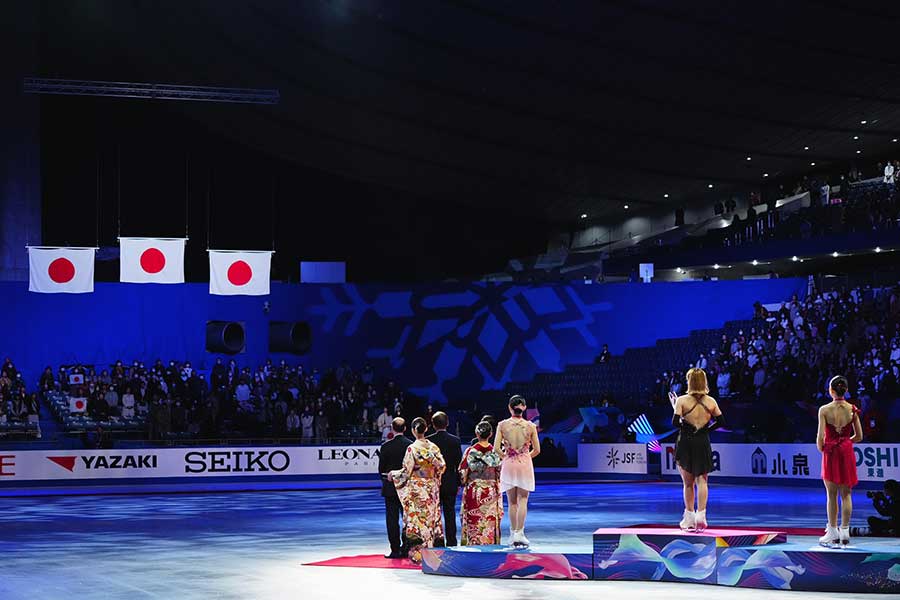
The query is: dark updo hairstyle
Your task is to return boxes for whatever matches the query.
[475,420,493,440]
[829,375,849,398]
[509,395,526,416]
[411,417,428,435]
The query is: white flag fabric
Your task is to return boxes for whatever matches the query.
[209,250,273,296]
[28,247,96,294]
[120,238,186,284]
[68,397,87,414]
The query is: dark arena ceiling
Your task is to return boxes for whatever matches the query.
[38,0,900,223]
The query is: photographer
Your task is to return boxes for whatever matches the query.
[867,479,900,537]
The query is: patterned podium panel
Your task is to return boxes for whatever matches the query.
[421,546,592,580]
[421,528,900,593]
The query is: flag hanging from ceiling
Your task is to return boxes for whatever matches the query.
[208,250,273,296]
[119,237,186,284]
[27,247,96,294]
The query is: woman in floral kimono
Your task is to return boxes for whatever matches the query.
[390,416,446,563]
[458,420,503,546]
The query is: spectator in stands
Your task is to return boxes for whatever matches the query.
[104,384,119,415]
[596,344,611,364]
[301,407,314,439]
[378,406,392,440]
[717,366,731,397]
[121,387,136,419]
[885,161,896,185]
[316,409,328,439]
[695,353,708,370]
[286,408,300,434]
[1,357,17,380]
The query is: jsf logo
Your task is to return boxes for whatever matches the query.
[606,448,620,468]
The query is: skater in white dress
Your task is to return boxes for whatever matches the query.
[494,395,541,547]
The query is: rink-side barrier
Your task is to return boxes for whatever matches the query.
[661,443,900,483]
[0,443,649,485]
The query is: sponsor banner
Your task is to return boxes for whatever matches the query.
[661,443,900,482]
[0,443,649,482]
[0,446,384,481]
[577,443,648,474]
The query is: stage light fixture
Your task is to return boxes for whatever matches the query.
[752,260,758,266]
[791,255,799,262]
[623,204,629,209]
[763,173,769,178]
[811,162,816,166]
[708,184,714,189]
[853,136,859,140]
[860,120,868,125]
[875,247,882,253]
[580,213,587,219]
[746,156,751,161]
[804,146,809,150]
[663,193,669,198]
[713,264,720,269]
[832,252,839,258]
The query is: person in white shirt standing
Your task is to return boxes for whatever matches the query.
[885,161,896,185]
[376,406,393,441]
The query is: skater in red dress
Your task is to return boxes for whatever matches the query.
[816,375,863,547]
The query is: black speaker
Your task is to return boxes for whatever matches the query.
[269,321,311,354]
[206,321,246,354]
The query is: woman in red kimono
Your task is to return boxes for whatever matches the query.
[458,421,503,546]
[816,375,863,547]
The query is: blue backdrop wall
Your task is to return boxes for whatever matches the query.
[0,278,805,401]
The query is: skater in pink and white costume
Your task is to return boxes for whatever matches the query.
[494,395,541,547]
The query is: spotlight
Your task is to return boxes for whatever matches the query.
[708,184,714,189]
[894,139,898,143]
[676,267,683,274]
[853,136,859,140]
[860,120,868,125]
[580,213,587,219]
[810,162,816,166]
[763,173,769,177]
[791,255,799,262]
[832,251,839,258]
[746,156,752,161]
[804,146,809,150]
[663,193,669,198]
[713,264,720,269]
[875,247,882,253]
[856,150,862,154]
[623,204,629,209]
[752,260,758,266]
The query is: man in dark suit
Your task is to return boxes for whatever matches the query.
[427,411,463,546]
[378,417,412,558]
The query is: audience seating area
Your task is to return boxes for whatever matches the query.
[478,281,900,444]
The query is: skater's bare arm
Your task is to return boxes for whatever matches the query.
[816,407,826,452]
[529,423,541,459]
[851,413,863,444]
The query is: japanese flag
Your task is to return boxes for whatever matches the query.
[209,250,273,296]
[120,238,186,284]
[28,247,95,294]
[68,397,87,413]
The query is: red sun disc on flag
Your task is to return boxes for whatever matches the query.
[140,248,166,274]
[227,260,253,286]
[48,258,76,283]
[74,400,85,410]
